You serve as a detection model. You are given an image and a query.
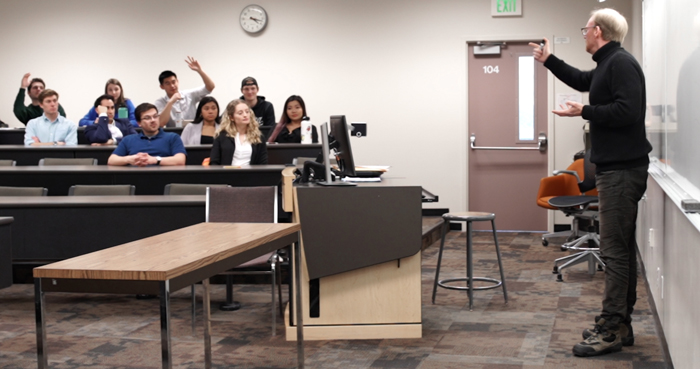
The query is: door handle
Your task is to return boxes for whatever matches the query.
[470,132,547,152]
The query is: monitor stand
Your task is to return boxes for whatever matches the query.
[319,122,355,187]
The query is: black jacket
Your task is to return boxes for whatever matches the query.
[544,42,651,172]
[239,95,276,127]
[209,133,268,165]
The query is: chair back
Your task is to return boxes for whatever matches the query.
[0,186,48,196]
[39,158,98,166]
[68,185,135,196]
[206,186,277,223]
[164,183,231,195]
[0,160,16,166]
[578,151,598,195]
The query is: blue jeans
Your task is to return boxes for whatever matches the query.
[596,165,648,326]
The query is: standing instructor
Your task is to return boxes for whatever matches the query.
[530,8,652,357]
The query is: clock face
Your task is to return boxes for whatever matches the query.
[240,5,267,34]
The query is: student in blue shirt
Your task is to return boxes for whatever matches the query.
[107,103,186,166]
[79,79,138,127]
[24,89,77,146]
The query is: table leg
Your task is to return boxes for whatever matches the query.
[159,281,172,369]
[191,285,196,336]
[294,239,305,368]
[34,278,48,369]
[203,278,212,369]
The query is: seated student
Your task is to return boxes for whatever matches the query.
[267,95,318,143]
[84,94,137,146]
[180,96,220,145]
[210,99,268,165]
[108,103,186,166]
[240,77,275,127]
[155,56,215,127]
[24,89,77,146]
[14,73,66,125]
[79,79,138,127]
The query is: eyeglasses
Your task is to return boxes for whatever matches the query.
[581,26,597,36]
[141,114,159,121]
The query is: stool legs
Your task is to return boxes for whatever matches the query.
[491,219,508,305]
[431,221,450,304]
[466,221,474,310]
[433,218,508,310]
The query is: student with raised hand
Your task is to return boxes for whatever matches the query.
[155,56,215,128]
[14,73,67,125]
[24,89,77,146]
[84,94,137,146]
[209,99,267,165]
[79,79,138,127]
[267,95,318,143]
[180,96,221,145]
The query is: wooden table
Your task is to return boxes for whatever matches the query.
[33,222,304,369]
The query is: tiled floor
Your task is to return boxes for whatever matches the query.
[0,231,671,368]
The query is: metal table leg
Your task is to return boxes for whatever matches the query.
[35,278,48,369]
[294,239,305,368]
[203,278,212,369]
[159,281,172,369]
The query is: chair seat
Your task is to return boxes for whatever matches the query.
[235,252,274,268]
[548,195,597,208]
[443,211,495,222]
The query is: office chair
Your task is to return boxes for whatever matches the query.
[0,186,48,196]
[0,160,16,166]
[545,151,604,281]
[38,158,98,166]
[68,185,135,196]
[163,183,230,195]
[195,186,284,336]
[536,156,595,247]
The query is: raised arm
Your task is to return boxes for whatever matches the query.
[186,56,215,92]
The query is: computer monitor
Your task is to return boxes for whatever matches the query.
[329,115,356,177]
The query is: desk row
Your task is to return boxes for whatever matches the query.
[0,126,272,145]
[0,143,321,166]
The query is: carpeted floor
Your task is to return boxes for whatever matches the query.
[0,231,671,368]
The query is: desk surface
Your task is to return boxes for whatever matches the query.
[34,222,300,281]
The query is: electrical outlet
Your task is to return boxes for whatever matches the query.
[648,228,654,248]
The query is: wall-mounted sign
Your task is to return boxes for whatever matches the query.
[491,0,522,17]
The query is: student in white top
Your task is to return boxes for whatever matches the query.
[155,56,215,127]
[209,99,267,166]
[179,96,220,145]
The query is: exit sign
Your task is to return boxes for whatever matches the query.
[492,0,522,17]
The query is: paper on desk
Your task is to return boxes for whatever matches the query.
[355,165,390,171]
[342,177,382,182]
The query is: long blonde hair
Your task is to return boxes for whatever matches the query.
[215,99,262,144]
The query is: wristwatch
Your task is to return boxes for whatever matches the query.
[53,141,58,146]
[156,156,162,165]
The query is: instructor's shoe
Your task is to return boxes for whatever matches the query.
[573,318,627,357]
[582,316,634,346]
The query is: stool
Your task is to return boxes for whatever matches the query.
[431,211,508,311]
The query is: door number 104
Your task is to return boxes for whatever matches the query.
[483,65,499,74]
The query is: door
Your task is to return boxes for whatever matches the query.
[468,41,549,231]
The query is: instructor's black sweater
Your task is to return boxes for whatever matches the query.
[544,41,652,172]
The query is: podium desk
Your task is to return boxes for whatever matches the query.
[0,217,13,289]
[282,171,423,340]
[0,165,285,195]
[33,222,304,369]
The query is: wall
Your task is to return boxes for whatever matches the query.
[0,0,638,219]
[637,167,700,369]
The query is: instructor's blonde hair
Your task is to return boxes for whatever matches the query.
[591,8,628,43]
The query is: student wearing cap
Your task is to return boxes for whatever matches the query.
[240,77,275,127]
